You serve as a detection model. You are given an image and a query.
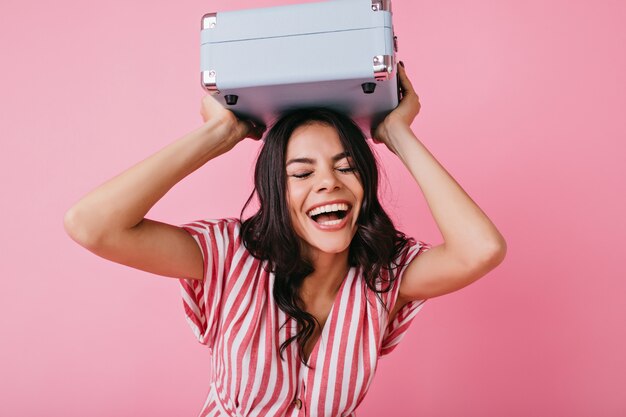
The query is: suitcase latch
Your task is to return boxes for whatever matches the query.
[373,55,394,81]
[201,70,219,93]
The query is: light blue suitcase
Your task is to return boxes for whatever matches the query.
[200,0,401,135]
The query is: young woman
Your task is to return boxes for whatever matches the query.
[64,63,506,416]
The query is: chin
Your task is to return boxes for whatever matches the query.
[302,233,354,256]
[315,243,350,254]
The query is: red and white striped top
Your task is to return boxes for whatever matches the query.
[178,218,430,417]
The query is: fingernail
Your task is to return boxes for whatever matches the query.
[399,61,405,68]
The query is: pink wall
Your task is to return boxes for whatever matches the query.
[1,0,624,415]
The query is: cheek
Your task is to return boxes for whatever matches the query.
[348,179,365,201]
[286,186,307,228]
[287,184,307,210]
[354,188,365,217]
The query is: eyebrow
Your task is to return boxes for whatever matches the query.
[286,152,351,167]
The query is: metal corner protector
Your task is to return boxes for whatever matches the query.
[201,13,217,30]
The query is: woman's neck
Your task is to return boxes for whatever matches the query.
[300,249,350,299]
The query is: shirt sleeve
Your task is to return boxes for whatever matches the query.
[177,218,241,351]
[379,238,432,357]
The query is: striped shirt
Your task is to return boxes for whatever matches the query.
[179,218,430,417]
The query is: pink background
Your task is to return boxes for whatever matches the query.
[1,0,624,415]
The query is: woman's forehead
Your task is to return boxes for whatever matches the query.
[286,123,346,158]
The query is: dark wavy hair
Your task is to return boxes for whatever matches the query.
[239,107,411,368]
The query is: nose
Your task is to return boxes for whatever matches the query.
[315,167,341,192]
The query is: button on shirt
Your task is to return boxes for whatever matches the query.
[178,218,430,417]
[293,398,302,410]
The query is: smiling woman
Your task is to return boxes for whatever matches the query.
[64,64,506,416]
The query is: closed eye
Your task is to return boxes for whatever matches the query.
[290,167,356,179]
[291,172,312,179]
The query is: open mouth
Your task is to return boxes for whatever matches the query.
[307,203,351,226]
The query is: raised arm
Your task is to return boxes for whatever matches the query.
[63,95,265,281]
[373,62,507,302]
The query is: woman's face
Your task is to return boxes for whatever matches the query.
[285,122,364,258]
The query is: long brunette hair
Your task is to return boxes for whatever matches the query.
[239,108,411,368]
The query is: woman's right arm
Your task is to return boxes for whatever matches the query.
[63,95,264,281]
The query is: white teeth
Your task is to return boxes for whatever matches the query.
[307,203,349,217]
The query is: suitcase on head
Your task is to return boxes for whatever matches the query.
[200,0,401,136]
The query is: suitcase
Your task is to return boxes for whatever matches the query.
[200,0,401,136]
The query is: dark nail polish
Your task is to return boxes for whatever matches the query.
[399,61,405,68]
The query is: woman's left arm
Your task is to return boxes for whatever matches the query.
[373,62,507,301]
